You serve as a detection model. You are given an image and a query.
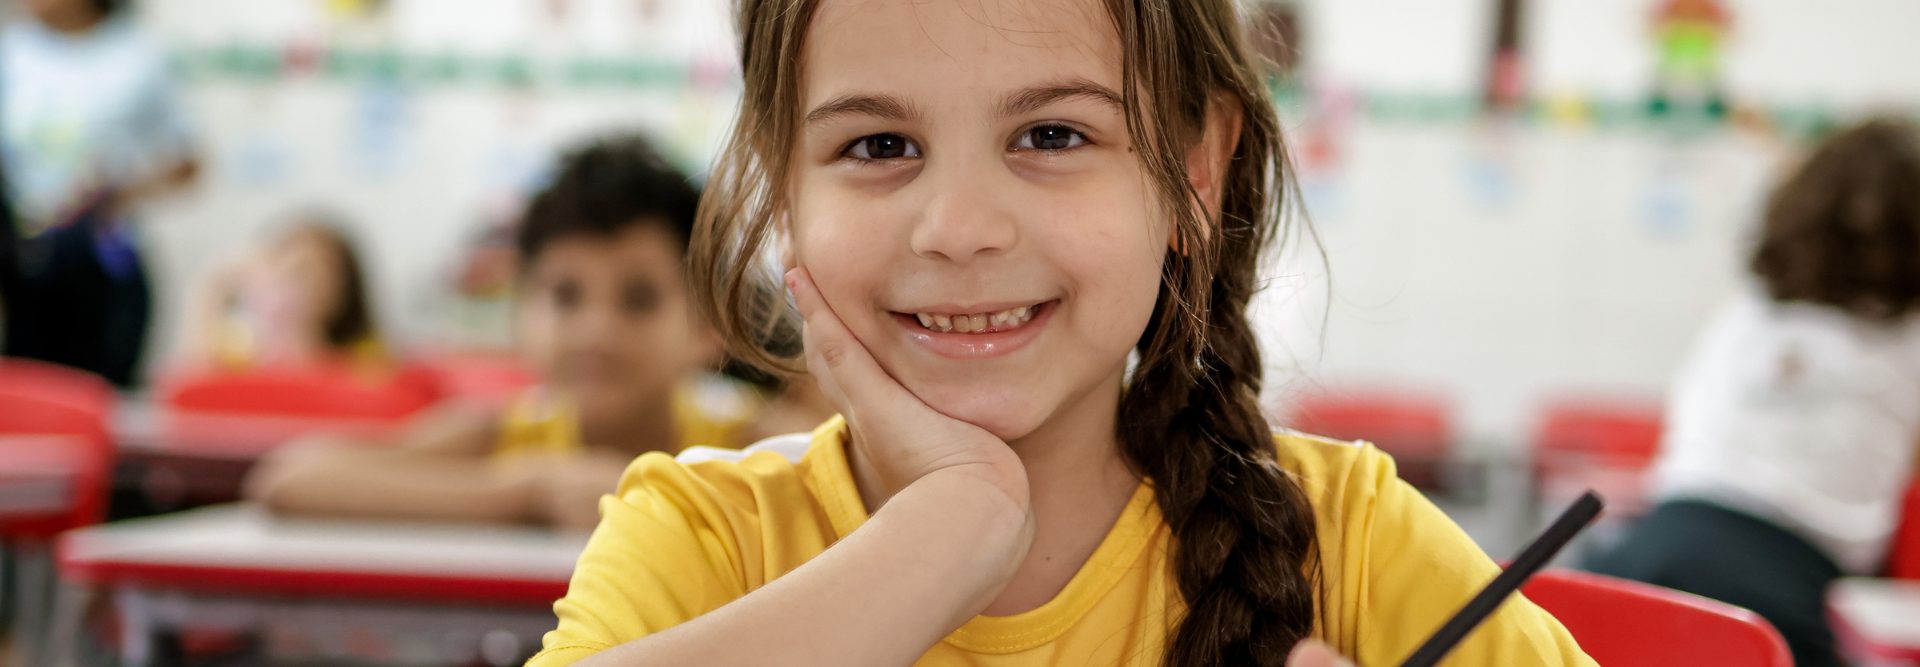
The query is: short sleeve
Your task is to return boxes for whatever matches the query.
[1339,449,1596,667]
[131,44,194,162]
[527,452,753,666]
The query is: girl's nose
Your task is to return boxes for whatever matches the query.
[909,161,1018,264]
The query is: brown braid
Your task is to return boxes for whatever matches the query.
[1103,0,1324,664]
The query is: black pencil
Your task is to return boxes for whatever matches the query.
[1399,490,1605,667]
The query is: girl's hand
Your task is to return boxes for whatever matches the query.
[786,267,1030,509]
[1287,641,1356,667]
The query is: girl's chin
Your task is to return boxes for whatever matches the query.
[915,393,1049,443]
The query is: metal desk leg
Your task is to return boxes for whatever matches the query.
[46,579,95,667]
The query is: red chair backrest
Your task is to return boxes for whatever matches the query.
[1525,569,1792,667]
[1887,478,1920,580]
[0,361,116,536]
[160,364,441,421]
[1532,398,1665,469]
[0,358,113,414]
[1286,389,1453,459]
[416,350,537,407]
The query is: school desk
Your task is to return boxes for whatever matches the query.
[110,398,402,512]
[1829,577,1920,666]
[52,504,586,666]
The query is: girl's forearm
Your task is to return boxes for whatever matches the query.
[579,468,1033,666]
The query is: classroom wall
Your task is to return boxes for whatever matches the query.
[1253,122,1787,445]
[114,0,1917,446]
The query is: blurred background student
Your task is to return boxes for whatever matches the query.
[179,213,385,371]
[243,135,757,532]
[1591,118,1920,667]
[0,0,199,387]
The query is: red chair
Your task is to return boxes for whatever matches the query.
[153,364,442,457]
[1531,397,1665,515]
[1286,388,1453,489]
[1533,398,1665,468]
[0,363,117,667]
[1525,569,1792,667]
[162,364,440,420]
[0,360,116,537]
[0,358,114,413]
[1887,478,1920,580]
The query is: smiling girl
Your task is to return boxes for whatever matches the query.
[530,0,1594,665]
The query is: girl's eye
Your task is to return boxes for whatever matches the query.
[1016,125,1087,152]
[845,134,920,161]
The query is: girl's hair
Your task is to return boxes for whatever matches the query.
[273,216,376,350]
[1750,117,1920,323]
[690,0,1321,664]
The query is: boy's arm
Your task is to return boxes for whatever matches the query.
[242,404,539,524]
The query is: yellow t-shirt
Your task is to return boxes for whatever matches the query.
[529,417,1595,666]
[493,379,758,459]
[212,315,388,372]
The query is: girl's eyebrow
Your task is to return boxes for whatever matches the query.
[802,78,1122,128]
[1000,79,1123,118]
[805,94,923,126]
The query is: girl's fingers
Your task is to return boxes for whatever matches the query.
[786,268,917,419]
[1285,640,1354,667]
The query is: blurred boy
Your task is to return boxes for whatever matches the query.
[245,135,753,531]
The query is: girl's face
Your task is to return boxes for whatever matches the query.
[252,229,347,336]
[789,0,1169,440]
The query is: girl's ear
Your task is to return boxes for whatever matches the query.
[1183,93,1245,226]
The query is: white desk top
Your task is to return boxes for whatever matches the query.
[61,504,588,581]
[1830,577,1920,657]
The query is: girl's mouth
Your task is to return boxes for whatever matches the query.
[889,300,1058,359]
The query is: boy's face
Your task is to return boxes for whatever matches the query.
[515,223,716,430]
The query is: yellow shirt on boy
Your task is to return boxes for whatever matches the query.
[493,378,758,458]
[529,416,1595,666]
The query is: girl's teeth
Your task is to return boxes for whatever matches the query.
[913,305,1041,333]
